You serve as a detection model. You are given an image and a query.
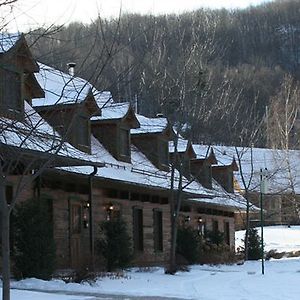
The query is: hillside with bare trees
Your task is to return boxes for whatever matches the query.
[27,0,300,147]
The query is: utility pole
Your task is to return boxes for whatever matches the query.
[260,167,268,275]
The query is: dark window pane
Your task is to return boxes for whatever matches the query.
[120,129,130,156]
[133,208,143,251]
[0,68,22,112]
[153,210,163,252]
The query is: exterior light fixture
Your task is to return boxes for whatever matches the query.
[106,203,115,221]
[83,202,89,228]
[184,215,190,222]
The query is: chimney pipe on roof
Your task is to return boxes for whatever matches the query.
[67,62,76,76]
[156,113,164,118]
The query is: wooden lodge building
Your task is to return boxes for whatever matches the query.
[0,33,248,271]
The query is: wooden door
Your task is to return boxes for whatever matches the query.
[70,203,82,269]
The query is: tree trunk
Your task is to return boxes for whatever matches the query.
[0,181,11,300]
[168,214,178,274]
[166,162,177,274]
[244,190,250,261]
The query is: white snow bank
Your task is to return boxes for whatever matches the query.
[235,225,300,252]
[11,258,300,300]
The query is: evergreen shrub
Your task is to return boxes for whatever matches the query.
[245,227,262,260]
[97,218,132,271]
[13,196,56,279]
[176,225,200,264]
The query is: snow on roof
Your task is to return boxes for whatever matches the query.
[192,144,214,159]
[59,134,217,197]
[0,32,21,53]
[32,63,92,107]
[197,145,300,194]
[131,115,168,135]
[188,193,258,211]
[0,101,103,165]
[92,89,114,109]
[91,102,131,121]
[169,139,190,153]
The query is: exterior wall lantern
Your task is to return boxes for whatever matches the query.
[106,203,114,221]
[83,202,90,228]
[184,215,190,223]
[197,217,205,236]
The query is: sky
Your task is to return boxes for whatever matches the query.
[2,0,274,31]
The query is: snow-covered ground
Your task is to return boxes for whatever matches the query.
[235,225,300,252]
[3,225,300,300]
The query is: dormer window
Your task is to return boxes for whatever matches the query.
[75,115,89,147]
[0,67,23,116]
[119,128,130,157]
[158,138,169,167]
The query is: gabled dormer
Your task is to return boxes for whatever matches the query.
[212,158,238,193]
[91,102,139,162]
[190,148,217,189]
[131,115,174,171]
[169,139,196,179]
[32,63,97,153]
[0,33,42,120]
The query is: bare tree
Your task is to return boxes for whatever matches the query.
[267,74,300,222]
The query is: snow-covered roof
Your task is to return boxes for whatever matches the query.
[92,89,114,109]
[131,115,168,135]
[192,144,214,160]
[58,133,218,198]
[0,32,21,53]
[188,193,257,211]
[32,63,92,107]
[169,139,191,153]
[196,145,300,194]
[0,101,103,166]
[91,102,131,121]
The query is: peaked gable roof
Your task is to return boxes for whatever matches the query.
[0,33,39,72]
[169,138,196,158]
[32,63,93,107]
[92,89,114,109]
[194,144,300,194]
[91,102,139,128]
[0,101,103,167]
[0,33,21,53]
[131,115,170,135]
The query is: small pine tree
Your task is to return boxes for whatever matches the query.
[13,196,56,279]
[246,227,262,260]
[176,225,200,264]
[97,217,132,271]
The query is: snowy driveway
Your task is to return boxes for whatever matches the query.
[10,288,187,300]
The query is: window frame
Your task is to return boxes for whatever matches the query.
[153,209,163,252]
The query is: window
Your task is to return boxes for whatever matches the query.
[158,139,169,166]
[0,68,22,113]
[224,221,230,245]
[76,116,89,146]
[119,128,130,156]
[153,210,163,252]
[5,185,13,205]
[133,207,143,251]
[107,189,118,198]
[120,191,129,200]
[130,193,140,201]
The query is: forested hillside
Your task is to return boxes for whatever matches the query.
[28,0,300,147]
